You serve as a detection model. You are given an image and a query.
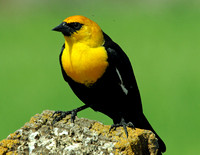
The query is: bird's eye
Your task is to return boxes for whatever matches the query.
[73,22,78,27]
[62,22,67,27]
[71,22,83,30]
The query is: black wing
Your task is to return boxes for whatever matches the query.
[103,32,166,153]
[103,32,143,112]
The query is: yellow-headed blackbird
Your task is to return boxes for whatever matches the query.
[52,15,166,153]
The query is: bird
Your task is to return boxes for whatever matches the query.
[52,15,166,153]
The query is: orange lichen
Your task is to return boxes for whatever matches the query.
[29,115,38,124]
[0,139,19,155]
[90,122,155,155]
[90,122,110,137]
[0,146,8,155]
[8,133,21,140]
[0,139,19,149]
[6,151,18,155]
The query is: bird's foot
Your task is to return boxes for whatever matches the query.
[52,109,77,125]
[52,105,89,125]
[109,117,135,137]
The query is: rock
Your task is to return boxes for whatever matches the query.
[0,110,159,155]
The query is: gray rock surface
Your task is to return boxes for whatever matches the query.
[0,110,159,155]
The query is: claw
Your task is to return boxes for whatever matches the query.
[109,118,135,137]
[52,110,74,125]
[70,109,77,123]
[52,105,89,125]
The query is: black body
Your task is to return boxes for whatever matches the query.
[59,32,166,153]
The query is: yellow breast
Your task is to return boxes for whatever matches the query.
[61,42,108,87]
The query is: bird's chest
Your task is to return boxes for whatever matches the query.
[61,44,108,87]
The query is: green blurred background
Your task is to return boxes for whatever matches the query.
[0,0,200,154]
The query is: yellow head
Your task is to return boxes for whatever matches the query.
[53,15,104,47]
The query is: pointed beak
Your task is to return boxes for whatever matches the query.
[52,22,71,36]
[52,22,66,32]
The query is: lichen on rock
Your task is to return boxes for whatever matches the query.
[0,110,159,155]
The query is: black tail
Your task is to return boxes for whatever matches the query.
[129,113,166,153]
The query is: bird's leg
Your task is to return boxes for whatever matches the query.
[109,117,135,137]
[52,104,89,125]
